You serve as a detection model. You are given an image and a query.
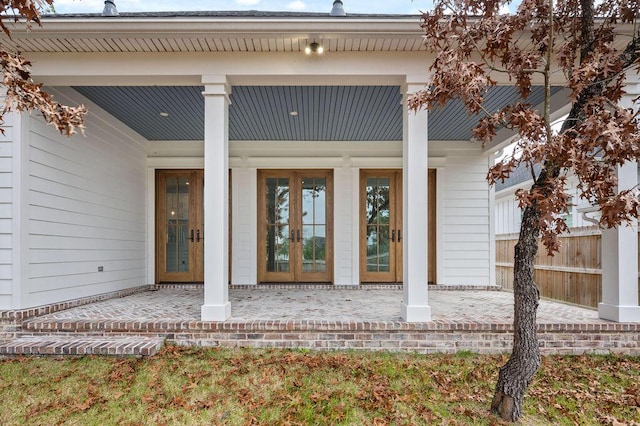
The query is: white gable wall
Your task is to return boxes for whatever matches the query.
[0,111,19,309]
[441,151,494,285]
[495,174,598,235]
[18,87,148,309]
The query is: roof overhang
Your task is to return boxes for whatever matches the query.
[2,13,427,54]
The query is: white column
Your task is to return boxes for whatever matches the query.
[201,75,231,321]
[598,75,640,323]
[401,80,431,322]
[599,161,640,322]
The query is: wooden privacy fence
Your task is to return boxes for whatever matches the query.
[496,226,640,308]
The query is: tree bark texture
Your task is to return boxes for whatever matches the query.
[491,196,542,422]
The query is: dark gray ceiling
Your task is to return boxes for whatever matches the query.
[229,86,402,141]
[73,85,561,142]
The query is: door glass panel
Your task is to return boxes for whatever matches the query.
[365,177,391,272]
[301,178,327,273]
[265,177,290,273]
[165,177,190,273]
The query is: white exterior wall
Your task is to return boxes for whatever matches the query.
[494,196,522,235]
[223,148,493,287]
[441,152,493,285]
[334,165,354,285]
[0,112,19,309]
[19,87,148,308]
[231,167,257,285]
[495,174,596,235]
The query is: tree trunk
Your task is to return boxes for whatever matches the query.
[491,201,542,422]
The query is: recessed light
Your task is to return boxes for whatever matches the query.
[289,111,298,116]
[159,112,169,117]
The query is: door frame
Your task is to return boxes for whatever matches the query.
[359,168,437,284]
[257,169,334,283]
[155,169,204,283]
[359,169,403,283]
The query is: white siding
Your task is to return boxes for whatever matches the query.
[333,166,354,285]
[21,87,148,308]
[231,167,257,284]
[495,195,522,234]
[494,174,598,235]
[441,153,492,285]
[0,112,17,309]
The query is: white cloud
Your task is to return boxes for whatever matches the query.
[236,0,261,5]
[286,1,306,11]
[53,0,103,11]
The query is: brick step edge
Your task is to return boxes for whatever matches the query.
[0,336,164,357]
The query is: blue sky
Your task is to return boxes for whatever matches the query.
[52,0,426,14]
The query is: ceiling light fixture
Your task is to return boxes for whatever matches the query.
[289,111,299,116]
[159,112,169,117]
[305,42,324,55]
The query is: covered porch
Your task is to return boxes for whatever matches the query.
[0,10,637,328]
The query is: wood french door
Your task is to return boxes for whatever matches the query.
[360,169,437,284]
[360,170,403,283]
[156,170,204,283]
[258,170,333,283]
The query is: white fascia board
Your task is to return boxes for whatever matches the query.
[494,180,533,200]
[21,17,424,38]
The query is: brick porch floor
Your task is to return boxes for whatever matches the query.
[2,286,639,355]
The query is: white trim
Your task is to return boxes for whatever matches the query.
[146,167,155,285]
[351,167,360,285]
[238,157,346,168]
[30,16,425,37]
[488,154,497,286]
[429,157,447,167]
[228,156,418,169]
[230,141,402,160]
[147,157,205,168]
[436,166,446,285]
[11,112,27,309]
[351,157,403,168]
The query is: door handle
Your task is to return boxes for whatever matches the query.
[197,230,201,242]
[297,229,301,242]
[398,230,402,243]
[189,229,194,242]
[391,229,395,242]
[291,230,295,242]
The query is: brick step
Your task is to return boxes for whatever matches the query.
[0,336,164,357]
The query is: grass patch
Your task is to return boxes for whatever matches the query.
[0,347,638,425]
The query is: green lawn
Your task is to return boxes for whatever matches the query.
[0,347,638,425]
